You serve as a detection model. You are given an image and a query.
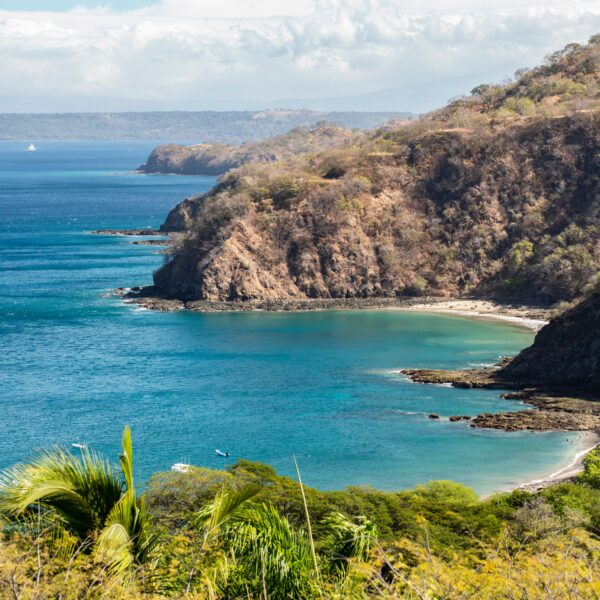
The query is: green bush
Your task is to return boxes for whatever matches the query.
[578,447,600,488]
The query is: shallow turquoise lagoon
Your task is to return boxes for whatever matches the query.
[0,141,583,496]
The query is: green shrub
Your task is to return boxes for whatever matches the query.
[578,447,600,488]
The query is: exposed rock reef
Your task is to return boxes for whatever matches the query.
[92,229,163,236]
[139,124,359,176]
[123,294,440,313]
[148,38,600,306]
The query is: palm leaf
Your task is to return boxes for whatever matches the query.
[320,512,377,577]
[0,446,122,538]
[119,425,135,494]
[96,426,160,573]
[97,521,134,573]
[195,483,262,542]
[222,503,315,599]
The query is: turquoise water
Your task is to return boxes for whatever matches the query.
[0,141,581,496]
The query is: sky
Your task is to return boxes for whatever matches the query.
[2,0,600,113]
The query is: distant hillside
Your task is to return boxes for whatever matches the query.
[0,110,412,142]
[139,124,362,176]
[147,36,600,306]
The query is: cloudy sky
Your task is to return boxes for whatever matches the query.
[2,0,600,112]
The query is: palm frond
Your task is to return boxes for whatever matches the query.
[96,426,160,573]
[320,512,378,577]
[195,483,262,542]
[97,521,133,573]
[119,425,135,493]
[0,446,122,538]
[222,503,315,599]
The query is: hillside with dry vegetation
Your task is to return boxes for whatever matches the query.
[148,37,600,306]
[139,123,364,175]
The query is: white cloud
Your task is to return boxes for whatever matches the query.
[2,0,600,111]
[153,0,316,18]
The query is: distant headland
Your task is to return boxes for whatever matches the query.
[0,110,413,142]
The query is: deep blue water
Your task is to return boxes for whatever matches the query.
[0,141,582,495]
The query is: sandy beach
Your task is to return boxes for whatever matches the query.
[126,293,554,330]
[515,431,600,493]
[404,299,551,332]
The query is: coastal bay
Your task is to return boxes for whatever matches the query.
[0,140,594,497]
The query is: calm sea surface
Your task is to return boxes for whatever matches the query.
[0,141,582,495]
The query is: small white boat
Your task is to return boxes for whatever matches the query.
[71,442,87,450]
[27,144,37,152]
[171,463,191,473]
[215,449,230,457]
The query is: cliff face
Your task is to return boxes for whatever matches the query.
[140,143,235,176]
[501,287,600,393]
[140,125,358,176]
[151,37,600,305]
[154,114,600,303]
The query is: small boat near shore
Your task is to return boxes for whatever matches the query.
[27,144,36,152]
[171,463,191,473]
[215,449,230,457]
[71,442,87,450]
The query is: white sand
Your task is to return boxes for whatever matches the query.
[403,299,549,332]
[515,431,600,493]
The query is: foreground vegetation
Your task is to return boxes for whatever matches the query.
[1,427,599,598]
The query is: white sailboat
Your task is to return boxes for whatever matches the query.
[27,144,37,152]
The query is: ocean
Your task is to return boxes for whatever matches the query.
[0,140,583,495]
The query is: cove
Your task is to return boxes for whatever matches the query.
[0,141,585,496]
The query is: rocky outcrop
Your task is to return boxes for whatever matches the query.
[139,124,358,176]
[151,113,600,303]
[91,229,163,236]
[160,198,200,232]
[403,363,600,432]
[140,143,241,176]
[500,287,600,393]
[401,290,600,431]
[472,409,600,431]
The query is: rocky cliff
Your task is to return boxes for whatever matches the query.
[153,113,600,304]
[149,37,600,305]
[501,287,600,393]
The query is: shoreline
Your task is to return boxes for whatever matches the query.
[120,287,600,494]
[514,430,599,493]
[123,292,553,328]
[401,299,550,332]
